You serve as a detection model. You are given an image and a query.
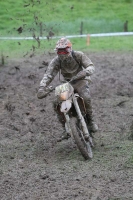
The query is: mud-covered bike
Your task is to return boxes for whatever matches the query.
[40,81,94,160]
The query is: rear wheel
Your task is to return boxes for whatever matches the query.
[70,117,93,160]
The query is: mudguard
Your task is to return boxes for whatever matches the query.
[60,100,72,113]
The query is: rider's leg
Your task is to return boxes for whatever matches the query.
[72,80,98,133]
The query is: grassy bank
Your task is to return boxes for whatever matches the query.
[1,35,133,60]
[0,0,133,37]
[0,0,133,59]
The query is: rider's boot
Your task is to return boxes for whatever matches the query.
[61,122,71,140]
[57,130,70,142]
[86,112,98,133]
[56,123,71,141]
[85,97,98,133]
[61,131,71,140]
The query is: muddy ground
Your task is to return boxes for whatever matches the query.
[0,51,133,200]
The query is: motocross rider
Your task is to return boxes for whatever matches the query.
[37,37,98,138]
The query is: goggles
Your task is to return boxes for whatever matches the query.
[57,47,71,55]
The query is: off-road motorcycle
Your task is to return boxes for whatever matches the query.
[43,81,94,160]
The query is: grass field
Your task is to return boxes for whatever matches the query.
[1,35,133,61]
[0,0,133,58]
[1,0,133,36]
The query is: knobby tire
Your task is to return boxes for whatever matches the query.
[70,117,93,160]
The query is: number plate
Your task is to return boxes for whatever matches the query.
[55,83,70,95]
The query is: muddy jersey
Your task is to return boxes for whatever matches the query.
[40,51,95,87]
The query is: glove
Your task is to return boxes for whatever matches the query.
[37,86,46,99]
[70,71,86,82]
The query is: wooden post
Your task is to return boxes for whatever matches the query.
[124,20,128,32]
[1,52,4,65]
[40,22,43,37]
[86,34,90,45]
[80,21,83,35]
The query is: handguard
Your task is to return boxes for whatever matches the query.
[37,87,46,99]
[70,71,86,82]
[37,86,53,99]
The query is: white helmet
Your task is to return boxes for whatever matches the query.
[55,37,72,50]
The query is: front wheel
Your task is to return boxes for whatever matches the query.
[70,117,93,160]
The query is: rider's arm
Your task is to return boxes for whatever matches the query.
[74,51,95,76]
[80,52,95,76]
[40,57,59,87]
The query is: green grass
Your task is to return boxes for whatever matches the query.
[0,0,133,58]
[1,36,133,59]
[1,0,133,36]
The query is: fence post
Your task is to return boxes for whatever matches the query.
[124,20,128,32]
[1,52,4,65]
[80,21,83,35]
[40,22,43,37]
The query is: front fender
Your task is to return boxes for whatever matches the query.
[60,100,72,113]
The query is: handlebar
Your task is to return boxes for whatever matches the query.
[39,74,84,99]
[41,79,78,98]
